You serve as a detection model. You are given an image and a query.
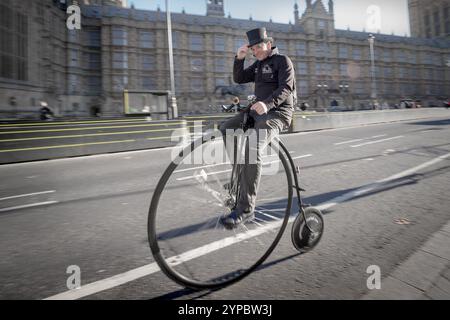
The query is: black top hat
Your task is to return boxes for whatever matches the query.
[246,27,273,47]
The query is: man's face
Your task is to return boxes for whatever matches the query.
[250,41,271,61]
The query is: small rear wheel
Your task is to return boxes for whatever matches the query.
[291,207,324,253]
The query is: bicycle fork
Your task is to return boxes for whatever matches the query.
[278,142,315,234]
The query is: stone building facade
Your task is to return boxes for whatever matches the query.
[0,0,449,118]
[409,0,450,39]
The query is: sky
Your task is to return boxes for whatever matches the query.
[129,0,411,36]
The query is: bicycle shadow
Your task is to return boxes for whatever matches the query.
[406,118,450,127]
[155,163,450,241]
[301,164,450,215]
[149,253,302,300]
[300,142,450,171]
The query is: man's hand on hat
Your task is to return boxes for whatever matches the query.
[237,45,248,60]
[251,101,268,115]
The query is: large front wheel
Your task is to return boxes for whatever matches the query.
[148,132,293,290]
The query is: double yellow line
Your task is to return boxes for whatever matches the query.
[0,122,190,135]
[0,125,203,143]
[0,118,221,154]
[0,140,138,153]
[0,118,148,128]
[0,127,202,153]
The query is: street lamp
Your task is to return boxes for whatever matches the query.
[166,0,178,119]
[339,83,350,108]
[368,34,377,104]
[316,83,328,108]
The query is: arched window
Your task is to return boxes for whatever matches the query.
[424,11,431,38]
[433,9,441,36]
[444,5,450,35]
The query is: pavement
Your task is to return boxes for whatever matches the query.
[363,219,450,299]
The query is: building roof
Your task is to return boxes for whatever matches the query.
[311,0,328,14]
[81,5,449,48]
[335,29,450,48]
[82,5,304,33]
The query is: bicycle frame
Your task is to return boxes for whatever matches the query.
[277,138,313,232]
[236,98,312,232]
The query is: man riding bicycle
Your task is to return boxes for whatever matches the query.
[219,27,296,229]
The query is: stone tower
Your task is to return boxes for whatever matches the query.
[206,0,225,17]
[408,0,449,39]
[298,0,336,38]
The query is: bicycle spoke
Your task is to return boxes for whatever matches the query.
[193,170,226,203]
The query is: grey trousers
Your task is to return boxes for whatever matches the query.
[219,110,289,212]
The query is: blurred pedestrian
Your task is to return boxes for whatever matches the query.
[39,101,54,120]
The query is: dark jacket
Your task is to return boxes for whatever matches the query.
[233,47,296,123]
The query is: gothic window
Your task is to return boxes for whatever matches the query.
[433,10,441,36]
[339,46,348,59]
[140,31,154,48]
[0,3,28,80]
[112,27,127,46]
[142,55,155,70]
[295,42,306,56]
[189,34,203,51]
[424,12,431,38]
[112,52,128,69]
[190,58,204,72]
[214,35,225,51]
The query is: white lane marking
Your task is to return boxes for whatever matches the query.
[262,154,312,166]
[316,151,450,211]
[255,207,285,213]
[43,151,450,300]
[174,162,230,174]
[255,210,281,221]
[44,263,161,300]
[351,136,404,148]
[176,169,231,181]
[334,135,389,146]
[44,220,283,300]
[0,201,59,213]
[0,190,56,201]
[290,154,313,161]
[173,153,298,174]
[377,152,450,183]
[175,155,313,181]
[334,139,364,146]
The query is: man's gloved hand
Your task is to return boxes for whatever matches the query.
[251,101,268,115]
[236,44,249,60]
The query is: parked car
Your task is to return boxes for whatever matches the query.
[399,99,416,108]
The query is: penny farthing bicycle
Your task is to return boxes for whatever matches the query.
[148,96,324,290]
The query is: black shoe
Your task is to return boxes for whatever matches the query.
[220,208,255,229]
